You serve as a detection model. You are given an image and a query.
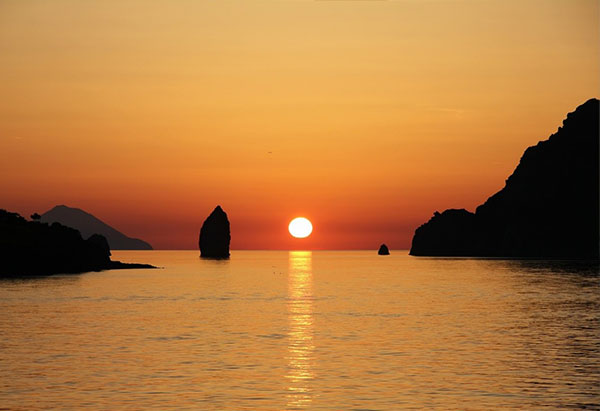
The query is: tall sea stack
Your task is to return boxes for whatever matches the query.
[199,205,231,259]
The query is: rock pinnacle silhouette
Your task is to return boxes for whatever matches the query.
[199,205,231,259]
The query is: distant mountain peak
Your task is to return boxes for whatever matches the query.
[40,205,153,250]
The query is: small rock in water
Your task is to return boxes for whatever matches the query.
[378,244,390,255]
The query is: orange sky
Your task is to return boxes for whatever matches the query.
[0,0,598,249]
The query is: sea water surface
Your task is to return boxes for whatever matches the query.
[1,251,598,409]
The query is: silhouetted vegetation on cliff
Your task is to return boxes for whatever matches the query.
[410,98,599,259]
[0,210,155,276]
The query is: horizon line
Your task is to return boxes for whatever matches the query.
[112,249,411,252]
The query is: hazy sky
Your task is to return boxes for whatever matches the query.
[1,0,598,249]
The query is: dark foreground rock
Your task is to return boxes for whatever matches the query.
[410,98,599,259]
[0,209,156,277]
[378,244,390,255]
[199,205,231,259]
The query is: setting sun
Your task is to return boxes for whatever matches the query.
[288,217,313,239]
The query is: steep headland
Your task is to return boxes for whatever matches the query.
[41,205,153,250]
[0,209,155,277]
[199,205,231,259]
[410,98,599,259]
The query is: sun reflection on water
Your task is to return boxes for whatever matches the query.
[286,251,314,410]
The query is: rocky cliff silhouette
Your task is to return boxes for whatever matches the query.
[410,98,599,259]
[199,205,231,259]
[0,209,155,277]
[41,205,152,250]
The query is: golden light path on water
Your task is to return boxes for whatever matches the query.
[286,251,314,409]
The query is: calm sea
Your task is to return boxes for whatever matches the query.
[1,251,598,409]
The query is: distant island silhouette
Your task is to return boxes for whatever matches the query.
[199,205,231,259]
[410,98,599,259]
[41,205,153,250]
[0,209,155,277]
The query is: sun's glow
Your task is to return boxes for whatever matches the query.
[288,217,313,239]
